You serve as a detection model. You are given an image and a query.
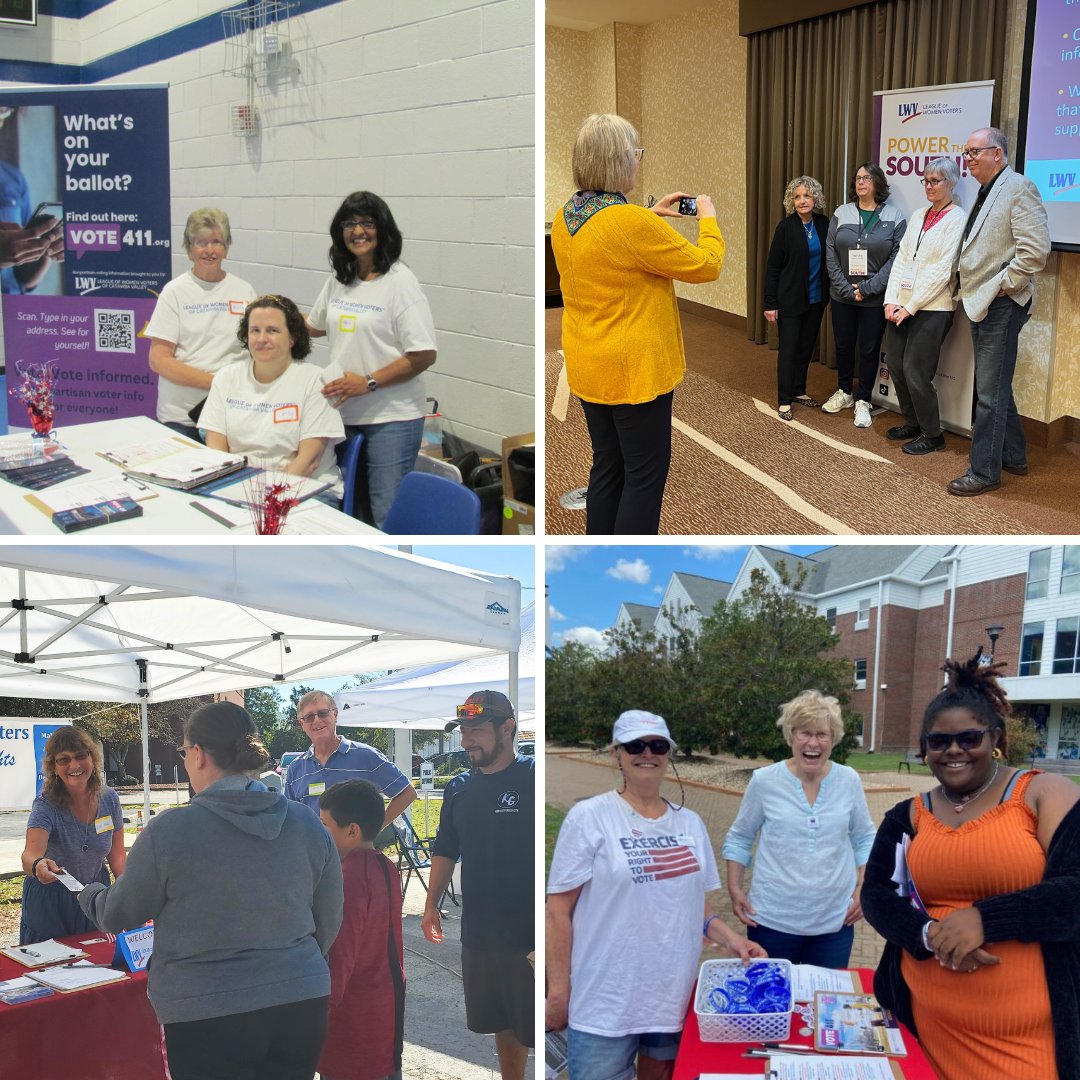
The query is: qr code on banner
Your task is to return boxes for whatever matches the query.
[94,308,136,353]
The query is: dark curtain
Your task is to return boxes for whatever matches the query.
[745,0,1007,365]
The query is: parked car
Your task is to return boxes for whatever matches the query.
[278,751,305,776]
[411,753,424,778]
[428,750,471,775]
[517,740,534,757]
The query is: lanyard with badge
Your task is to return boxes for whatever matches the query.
[847,205,881,277]
[901,202,953,292]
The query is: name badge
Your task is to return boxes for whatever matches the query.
[676,834,697,848]
[900,276,915,292]
[807,815,820,830]
[848,249,868,276]
[308,781,326,797]
[94,815,114,835]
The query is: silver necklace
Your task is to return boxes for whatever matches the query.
[73,800,95,851]
[802,219,814,239]
[939,761,1000,814]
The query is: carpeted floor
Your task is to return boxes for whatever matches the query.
[546,308,1080,536]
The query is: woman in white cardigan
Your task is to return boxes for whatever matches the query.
[882,157,966,455]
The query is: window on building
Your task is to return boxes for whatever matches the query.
[855,598,871,630]
[1062,546,1080,595]
[1054,616,1080,675]
[1059,704,1080,761]
[1027,548,1051,599]
[854,658,867,690]
[1020,622,1044,677]
[826,607,837,631]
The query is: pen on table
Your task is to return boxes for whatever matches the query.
[190,501,234,528]
[761,1043,814,1051]
[19,948,40,958]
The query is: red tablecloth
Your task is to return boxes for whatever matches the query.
[0,933,167,1080]
[673,969,937,1079]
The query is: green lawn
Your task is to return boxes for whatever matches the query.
[546,804,567,877]
[844,750,929,774]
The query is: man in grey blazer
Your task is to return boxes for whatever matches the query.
[949,127,1050,496]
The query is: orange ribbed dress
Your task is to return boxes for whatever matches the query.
[901,771,1055,1080]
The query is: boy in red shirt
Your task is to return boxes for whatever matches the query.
[318,779,405,1080]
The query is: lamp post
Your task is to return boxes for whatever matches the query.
[985,623,1005,662]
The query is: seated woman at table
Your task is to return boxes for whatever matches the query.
[78,701,344,1080]
[546,710,763,1080]
[723,690,876,967]
[862,653,1080,1080]
[147,208,257,442]
[201,294,344,484]
[19,726,125,944]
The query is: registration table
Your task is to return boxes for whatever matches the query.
[0,416,381,536]
[673,969,937,1079]
[0,933,167,1080]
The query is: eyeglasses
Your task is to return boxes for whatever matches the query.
[299,708,335,724]
[175,745,194,760]
[631,148,645,160]
[54,750,92,767]
[342,219,376,233]
[921,178,944,187]
[191,238,226,249]
[961,146,994,159]
[456,702,510,720]
[855,173,873,182]
[924,728,988,753]
[621,738,671,756]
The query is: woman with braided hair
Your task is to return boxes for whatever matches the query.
[77,701,344,1080]
[862,651,1080,1080]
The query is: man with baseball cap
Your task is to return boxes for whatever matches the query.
[423,690,534,1079]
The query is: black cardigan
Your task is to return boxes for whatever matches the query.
[763,211,830,316]
[862,796,1080,1079]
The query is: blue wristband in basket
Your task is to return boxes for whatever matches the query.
[703,913,722,938]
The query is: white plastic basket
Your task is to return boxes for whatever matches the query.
[693,958,793,1042]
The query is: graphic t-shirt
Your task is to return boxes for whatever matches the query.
[547,790,721,1035]
[308,262,436,426]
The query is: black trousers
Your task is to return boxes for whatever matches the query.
[831,300,887,402]
[884,309,954,437]
[776,302,826,406]
[580,391,674,535]
[163,996,329,1080]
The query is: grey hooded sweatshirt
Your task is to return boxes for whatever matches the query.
[79,774,343,1024]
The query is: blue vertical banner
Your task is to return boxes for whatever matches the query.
[0,84,171,431]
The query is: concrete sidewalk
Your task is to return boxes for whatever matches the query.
[546,750,937,970]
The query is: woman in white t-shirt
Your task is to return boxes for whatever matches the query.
[546,711,763,1080]
[307,192,437,528]
[146,208,257,441]
[201,295,344,484]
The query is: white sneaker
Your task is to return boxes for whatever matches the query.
[854,400,873,428]
[821,390,854,413]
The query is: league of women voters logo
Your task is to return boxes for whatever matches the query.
[620,828,701,884]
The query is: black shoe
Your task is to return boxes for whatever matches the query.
[1002,462,1029,476]
[948,473,1001,497]
[902,434,946,455]
[886,424,920,441]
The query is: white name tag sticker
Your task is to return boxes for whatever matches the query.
[676,834,697,848]
[848,249,868,276]
[308,781,326,797]
[900,276,915,292]
[94,816,114,835]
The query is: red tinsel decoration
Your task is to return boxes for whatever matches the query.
[9,360,56,435]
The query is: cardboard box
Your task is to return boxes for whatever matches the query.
[501,432,534,535]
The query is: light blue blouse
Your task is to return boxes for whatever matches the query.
[722,760,876,936]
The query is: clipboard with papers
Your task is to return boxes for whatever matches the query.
[98,438,246,490]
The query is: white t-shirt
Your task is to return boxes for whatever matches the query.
[200,360,345,484]
[145,271,258,424]
[547,790,721,1036]
[308,261,436,426]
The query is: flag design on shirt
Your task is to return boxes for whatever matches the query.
[620,827,701,884]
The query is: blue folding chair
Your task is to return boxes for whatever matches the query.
[383,471,481,535]
[338,432,365,518]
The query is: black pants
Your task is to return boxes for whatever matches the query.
[831,300,886,402]
[777,302,826,406]
[884,310,954,437]
[580,391,673,534]
[163,996,329,1080]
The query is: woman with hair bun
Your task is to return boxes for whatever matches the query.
[79,701,344,1080]
[862,653,1080,1080]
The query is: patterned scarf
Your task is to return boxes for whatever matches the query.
[563,190,627,236]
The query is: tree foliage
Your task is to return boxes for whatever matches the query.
[545,562,861,761]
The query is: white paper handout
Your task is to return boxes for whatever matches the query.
[0,939,88,968]
[768,1054,896,1079]
[28,959,128,992]
[52,869,84,893]
[791,964,859,1002]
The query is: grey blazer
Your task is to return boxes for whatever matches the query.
[956,165,1050,323]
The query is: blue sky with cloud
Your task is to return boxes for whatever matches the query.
[545,544,826,651]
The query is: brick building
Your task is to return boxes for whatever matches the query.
[611,545,1080,757]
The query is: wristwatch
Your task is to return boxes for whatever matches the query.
[366,377,378,393]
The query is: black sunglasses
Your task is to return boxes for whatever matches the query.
[924,728,988,753]
[621,738,671,756]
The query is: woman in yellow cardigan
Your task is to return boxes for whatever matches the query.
[552,113,724,534]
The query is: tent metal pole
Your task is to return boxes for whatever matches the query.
[137,658,150,822]
[509,649,519,742]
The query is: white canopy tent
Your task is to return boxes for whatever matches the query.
[0,545,521,813]
[335,602,535,732]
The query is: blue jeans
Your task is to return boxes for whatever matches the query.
[967,295,1030,483]
[747,922,854,969]
[343,417,423,529]
[567,1028,680,1080]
